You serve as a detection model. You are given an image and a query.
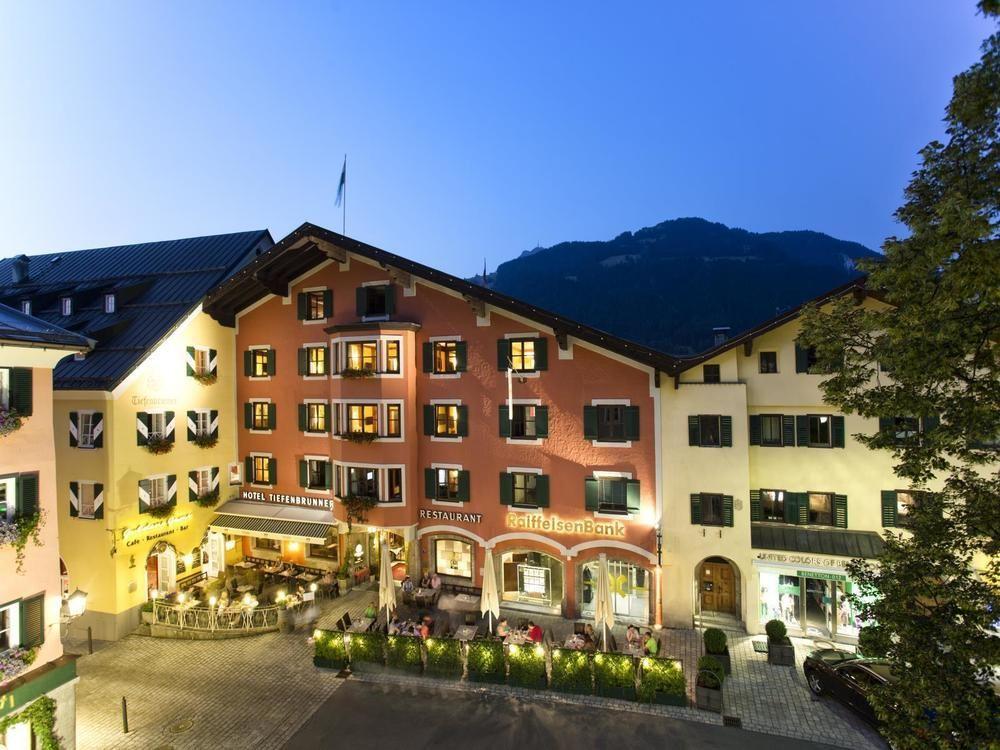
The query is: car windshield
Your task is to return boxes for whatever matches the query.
[866,663,897,684]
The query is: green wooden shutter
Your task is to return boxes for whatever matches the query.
[455,341,468,371]
[69,481,79,517]
[688,416,700,446]
[749,415,761,446]
[17,474,38,518]
[881,491,897,527]
[497,339,510,370]
[720,416,733,447]
[138,479,152,513]
[188,470,199,501]
[457,406,469,436]
[794,343,810,373]
[244,403,253,429]
[322,289,333,318]
[210,410,218,439]
[796,415,809,446]
[626,480,641,514]
[797,493,809,524]
[832,416,845,448]
[534,338,548,370]
[922,415,940,434]
[244,457,253,484]
[535,475,550,507]
[243,350,252,376]
[136,412,149,446]
[749,489,762,521]
[9,368,32,416]
[784,493,800,524]
[69,412,79,448]
[834,494,848,528]
[723,495,734,527]
[93,412,104,448]
[298,348,308,375]
[268,458,278,485]
[93,483,104,519]
[298,404,308,432]
[690,493,702,525]
[186,410,197,441]
[423,405,435,436]
[266,404,276,430]
[624,406,640,440]
[534,406,548,438]
[425,468,436,499]
[166,475,178,508]
[457,471,470,502]
[356,287,367,316]
[186,346,196,375]
[422,342,433,373]
[297,292,308,320]
[164,411,176,444]
[499,406,511,437]
[583,406,598,440]
[782,415,795,447]
[209,349,218,375]
[20,594,44,648]
[384,284,396,315]
[299,460,308,488]
[323,461,332,489]
[266,349,276,376]
[499,473,513,505]
[584,478,599,511]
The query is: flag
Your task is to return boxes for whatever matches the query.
[335,156,346,207]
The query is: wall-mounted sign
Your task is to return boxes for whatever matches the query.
[130,395,178,408]
[755,552,854,570]
[229,462,242,486]
[419,508,483,524]
[241,489,333,511]
[505,513,626,538]
[122,513,193,547]
[797,570,848,582]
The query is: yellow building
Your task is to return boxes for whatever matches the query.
[0,232,272,640]
[0,303,90,749]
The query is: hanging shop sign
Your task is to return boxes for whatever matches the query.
[122,513,193,547]
[240,489,334,511]
[419,508,483,524]
[505,513,626,538]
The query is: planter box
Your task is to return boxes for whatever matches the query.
[706,648,731,675]
[337,577,351,593]
[595,684,637,701]
[696,684,723,713]
[467,670,505,684]
[649,690,687,707]
[313,656,347,670]
[141,611,155,625]
[277,610,295,634]
[767,639,795,666]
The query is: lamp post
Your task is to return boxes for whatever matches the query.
[61,589,90,652]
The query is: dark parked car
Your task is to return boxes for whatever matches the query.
[802,648,897,725]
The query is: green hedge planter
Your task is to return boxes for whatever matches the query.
[386,635,424,674]
[638,656,687,706]
[425,637,463,679]
[507,643,548,690]
[594,652,637,701]
[313,629,349,670]
[466,640,506,684]
[550,648,593,695]
[348,632,386,671]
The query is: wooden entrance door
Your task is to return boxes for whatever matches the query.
[700,562,735,614]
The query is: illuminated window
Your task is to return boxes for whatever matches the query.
[510,405,537,439]
[509,339,536,372]
[348,404,378,435]
[20,300,30,316]
[252,456,271,485]
[306,291,326,321]
[436,469,460,501]
[433,342,458,374]
[307,346,327,376]
[386,404,401,437]
[808,492,833,526]
[512,472,538,507]
[60,297,72,316]
[434,405,459,436]
[760,489,785,521]
[252,349,269,377]
[385,341,400,373]
[307,403,328,433]
[104,294,116,314]
[346,341,378,372]
[251,403,271,431]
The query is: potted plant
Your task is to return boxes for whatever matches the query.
[342,494,379,531]
[337,558,352,593]
[386,634,424,675]
[466,639,505,684]
[192,371,217,386]
[144,435,174,454]
[703,627,730,674]
[340,366,376,379]
[193,433,219,449]
[194,488,220,508]
[425,637,463,679]
[0,407,24,438]
[695,655,724,713]
[277,599,294,633]
[140,600,155,625]
[550,648,593,695]
[765,619,795,666]
[342,431,378,445]
[507,643,547,689]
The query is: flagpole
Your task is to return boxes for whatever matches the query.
[342,154,347,235]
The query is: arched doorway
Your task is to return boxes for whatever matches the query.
[146,541,178,598]
[696,556,740,616]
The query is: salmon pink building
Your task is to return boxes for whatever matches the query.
[204,224,675,625]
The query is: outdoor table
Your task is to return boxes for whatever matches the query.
[234,560,256,569]
[454,625,478,641]
[349,617,374,633]
[299,573,320,583]
[564,635,585,649]
[279,569,297,579]
[455,593,478,605]
[622,643,643,657]
[504,632,529,646]
[415,587,437,605]
[193,579,210,589]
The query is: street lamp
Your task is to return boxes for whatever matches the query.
[656,524,663,566]
[65,589,88,619]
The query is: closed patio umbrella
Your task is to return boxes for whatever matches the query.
[378,534,396,623]
[594,553,615,651]
[480,549,501,635]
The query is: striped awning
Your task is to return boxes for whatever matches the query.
[209,514,334,544]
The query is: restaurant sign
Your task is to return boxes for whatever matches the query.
[122,513,193,547]
[505,513,626,538]
[241,489,334,511]
[419,508,483,523]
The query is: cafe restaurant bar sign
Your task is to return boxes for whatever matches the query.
[505,513,626,538]
[241,489,334,511]
[122,513,193,547]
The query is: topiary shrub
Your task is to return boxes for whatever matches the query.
[386,635,424,674]
[314,629,348,669]
[703,627,727,654]
[466,640,505,683]
[593,652,637,700]
[347,632,386,670]
[697,655,725,689]
[425,637,463,678]
[550,648,592,695]
[765,619,788,643]
[507,643,547,689]
[638,656,687,706]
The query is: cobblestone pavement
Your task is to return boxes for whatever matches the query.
[74,588,885,750]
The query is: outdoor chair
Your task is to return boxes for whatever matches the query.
[464,612,477,626]
[573,622,586,635]
[342,611,353,630]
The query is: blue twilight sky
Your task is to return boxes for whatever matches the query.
[0,2,993,275]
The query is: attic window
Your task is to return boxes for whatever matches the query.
[20,301,30,316]
[104,294,116,314]
[61,298,73,316]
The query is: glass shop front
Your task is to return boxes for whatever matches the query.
[757,566,869,641]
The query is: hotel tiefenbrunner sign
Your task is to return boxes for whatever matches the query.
[241,489,334,511]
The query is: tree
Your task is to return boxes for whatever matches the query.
[798,5,1000,748]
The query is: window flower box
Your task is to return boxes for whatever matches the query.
[0,647,37,686]
[340,367,377,379]
[192,371,217,386]
[145,435,174,455]
[0,408,24,438]
[193,433,218,449]
[0,512,44,573]
[342,431,378,445]
[194,489,220,508]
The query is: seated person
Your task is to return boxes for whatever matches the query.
[626,625,640,647]
[419,616,432,639]
[363,602,377,619]
[401,575,415,595]
[581,633,596,651]
[388,617,401,635]
[496,618,511,638]
[527,621,543,643]
[584,624,595,639]
[643,630,659,656]
[430,572,442,591]
[419,572,431,589]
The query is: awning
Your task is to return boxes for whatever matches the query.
[751,524,884,559]
[209,514,334,545]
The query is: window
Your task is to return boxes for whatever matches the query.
[148,412,166,440]
[347,404,378,435]
[435,469,460,500]
[307,346,327,376]
[195,468,212,496]
[761,415,783,447]
[346,341,378,372]
[896,491,918,526]
[700,493,725,526]
[252,456,271,485]
[251,402,271,431]
[310,540,339,560]
[0,601,19,651]
[597,478,627,513]
[760,489,785,521]
[20,300,30,316]
[76,483,96,518]
[890,417,919,445]
[78,412,96,448]
[385,341,400,374]
[148,476,167,508]
[759,351,778,373]
[808,492,833,526]
[699,415,721,447]
[307,403,328,433]
[509,339,536,372]
[0,484,7,520]
[512,472,538,507]
[435,539,473,579]
[61,297,72,316]
[703,364,720,383]
[254,537,281,552]
[306,291,326,321]
[361,285,390,317]
[0,368,7,409]
[306,459,328,490]
[252,349,269,377]
[194,348,211,376]
[386,468,403,503]
[510,404,537,439]
[597,405,626,442]
[385,404,401,437]
[807,415,832,447]
[434,404,460,437]
[104,294,116,313]
[194,410,211,438]
[346,466,378,500]
[433,342,459,374]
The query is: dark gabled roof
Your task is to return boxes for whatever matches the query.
[0,231,273,390]
[751,523,885,559]
[204,222,680,375]
[674,277,871,373]
[0,303,92,349]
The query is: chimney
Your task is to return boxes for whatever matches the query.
[712,326,731,347]
[11,255,29,284]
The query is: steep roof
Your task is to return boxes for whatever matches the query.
[204,222,681,376]
[0,231,273,390]
[0,302,91,349]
